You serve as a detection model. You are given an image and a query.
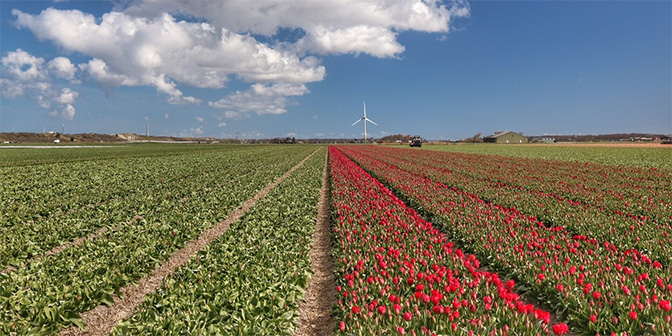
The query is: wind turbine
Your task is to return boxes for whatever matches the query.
[351,101,377,143]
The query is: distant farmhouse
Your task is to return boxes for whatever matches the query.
[484,131,528,144]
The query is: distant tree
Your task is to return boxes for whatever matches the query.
[462,133,482,143]
[377,134,407,143]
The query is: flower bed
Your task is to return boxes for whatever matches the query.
[339,145,671,335]
[330,146,558,335]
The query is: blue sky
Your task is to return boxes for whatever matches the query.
[0,0,669,140]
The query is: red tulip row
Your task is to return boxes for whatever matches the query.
[329,146,565,335]
[348,146,672,266]
[338,145,671,335]
[364,146,670,225]
[361,145,671,223]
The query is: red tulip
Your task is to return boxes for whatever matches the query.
[377,305,387,314]
[552,323,569,335]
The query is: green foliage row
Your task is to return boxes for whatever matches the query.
[112,148,325,335]
[0,147,299,268]
[0,145,317,335]
[0,145,264,225]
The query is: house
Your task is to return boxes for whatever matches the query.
[484,131,528,144]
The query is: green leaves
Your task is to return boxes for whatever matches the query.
[1,145,322,335]
[112,148,325,335]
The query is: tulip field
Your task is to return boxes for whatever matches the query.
[333,145,671,335]
[1,143,670,335]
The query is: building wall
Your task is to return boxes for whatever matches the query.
[485,132,528,144]
[497,132,527,143]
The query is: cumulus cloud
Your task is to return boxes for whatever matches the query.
[47,57,77,81]
[10,0,469,116]
[12,8,324,105]
[122,0,470,58]
[0,49,79,120]
[209,83,309,118]
[0,49,49,98]
[180,126,205,137]
[296,25,405,58]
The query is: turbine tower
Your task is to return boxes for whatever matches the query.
[351,101,378,144]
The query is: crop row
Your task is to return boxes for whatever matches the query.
[369,146,671,222]
[329,147,564,335]
[349,146,672,266]
[339,145,671,335]
[0,146,317,335]
[424,144,672,171]
[0,147,292,269]
[111,147,326,335]
[0,145,261,227]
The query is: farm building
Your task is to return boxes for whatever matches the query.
[484,131,528,144]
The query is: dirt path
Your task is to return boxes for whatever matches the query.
[295,151,336,336]
[59,149,320,336]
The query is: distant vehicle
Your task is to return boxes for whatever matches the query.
[409,135,422,147]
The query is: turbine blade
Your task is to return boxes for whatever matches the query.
[363,102,367,118]
[351,119,362,126]
[365,118,378,126]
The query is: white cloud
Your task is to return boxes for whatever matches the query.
[179,126,205,137]
[0,49,79,120]
[13,8,325,104]
[11,0,468,116]
[50,101,76,120]
[55,87,78,104]
[251,83,309,97]
[122,0,469,38]
[296,25,404,58]
[209,83,308,118]
[0,49,49,98]
[78,58,128,95]
[47,57,77,81]
[195,117,204,122]
[218,122,227,127]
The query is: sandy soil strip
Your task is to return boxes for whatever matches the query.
[59,148,320,336]
[295,151,337,336]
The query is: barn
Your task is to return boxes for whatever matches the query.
[484,131,528,144]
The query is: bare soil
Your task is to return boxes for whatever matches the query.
[58,149,319,336]
[295,151,337,336]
